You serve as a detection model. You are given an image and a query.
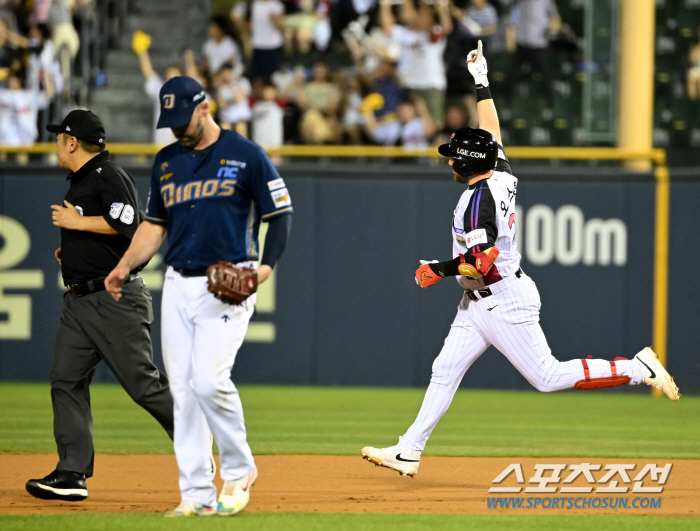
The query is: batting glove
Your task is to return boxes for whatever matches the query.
[466,39,489,87]
[416,260,443,289]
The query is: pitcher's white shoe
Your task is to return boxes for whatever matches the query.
[635,347,680,401]
[164,501,216,517]
[217,466,258,516]
[362,444,420,477]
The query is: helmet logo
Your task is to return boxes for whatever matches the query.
[456,147,487,158]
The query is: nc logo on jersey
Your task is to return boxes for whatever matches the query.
[162,94,175,109]
[217,167,239,178]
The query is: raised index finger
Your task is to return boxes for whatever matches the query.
[477,39,483,61]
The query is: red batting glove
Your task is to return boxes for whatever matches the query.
[415,262,443,288]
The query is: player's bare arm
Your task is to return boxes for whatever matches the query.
[51,200,118,235]
[467,40,502,145]
[105,221,166,300]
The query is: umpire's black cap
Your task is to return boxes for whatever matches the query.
[47,110,106,145]
[157,76,207,129]
[438,127,498,178]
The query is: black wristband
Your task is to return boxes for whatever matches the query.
[429,257,461,278]
[476,85,492,102]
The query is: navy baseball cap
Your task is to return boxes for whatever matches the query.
[47,110,106,145]
[157,76,207,129]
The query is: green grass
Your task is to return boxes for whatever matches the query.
[1,514,699,531]
[0,383,698,458]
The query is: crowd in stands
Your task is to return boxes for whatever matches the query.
[0,0,93,149]
[135,0,571,149]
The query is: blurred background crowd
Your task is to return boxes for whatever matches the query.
[1,0,700,158]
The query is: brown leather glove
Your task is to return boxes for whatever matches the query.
[206,261,258,305]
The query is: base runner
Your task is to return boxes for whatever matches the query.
[361,42,680,478]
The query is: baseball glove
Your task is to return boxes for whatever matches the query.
[206,261,258,305]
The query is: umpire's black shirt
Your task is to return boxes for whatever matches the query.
[60,151,145,285]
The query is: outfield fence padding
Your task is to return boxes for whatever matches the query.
[0,163,697,394]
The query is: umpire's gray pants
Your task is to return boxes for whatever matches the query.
[51,278,174,477]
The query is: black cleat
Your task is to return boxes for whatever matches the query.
[26,470,88,501]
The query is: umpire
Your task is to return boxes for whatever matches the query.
[25,110,174,502]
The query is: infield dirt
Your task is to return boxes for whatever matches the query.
[1,455,698,517]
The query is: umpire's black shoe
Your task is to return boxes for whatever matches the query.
[26,470,88,501]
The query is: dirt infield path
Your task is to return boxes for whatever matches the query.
[1,455,698,516]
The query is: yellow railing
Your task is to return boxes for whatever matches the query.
[0,143,668,163]
[0,143,670,393]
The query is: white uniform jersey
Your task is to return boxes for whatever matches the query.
[451,150,521,292]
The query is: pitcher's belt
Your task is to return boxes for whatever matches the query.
[466,268,523,302]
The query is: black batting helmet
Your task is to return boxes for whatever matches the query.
[438,127,498,178]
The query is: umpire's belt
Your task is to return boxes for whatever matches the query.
[466,268,523,302]
[68,274,139,297]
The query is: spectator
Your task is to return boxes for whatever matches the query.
[216,62,252,137]
[379,0,453,129]
[26,23,57,108]
[202,16,242,76]
[331,0,377,44]
[230,0,251,57]
[49,0,80,93]
[283,0,318,55]
[29,0,52,26]
[362,95,436,148]
[341,73,364,144]
[251,82,284,151]
[132,30,183,144]
[687,25,700,100]
[0,18,22,85]
[248,0,285,82]
[432,103,469,147]
[444,0,481,129]
[467,0,498,43]
[0,0,18,32]
[0,73,42,146]
[297,61,342,143]
[505,0,561,113]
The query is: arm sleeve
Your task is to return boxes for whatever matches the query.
[261,213,292,268]
[99,171,143,239]
[495,143,512,175]
[251,147,294,221]
[462,180,498,252]
[145,157,168,226]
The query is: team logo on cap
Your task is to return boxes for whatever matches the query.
[65,126,71,131]
[162,94,175,109]
[193,90,205,103]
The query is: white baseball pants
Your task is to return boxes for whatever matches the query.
[161,266,256,507]
[399,272,646,452]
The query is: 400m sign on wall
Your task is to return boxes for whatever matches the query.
[514,205,627,267]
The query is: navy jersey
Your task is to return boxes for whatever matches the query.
[146,129,293,269]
